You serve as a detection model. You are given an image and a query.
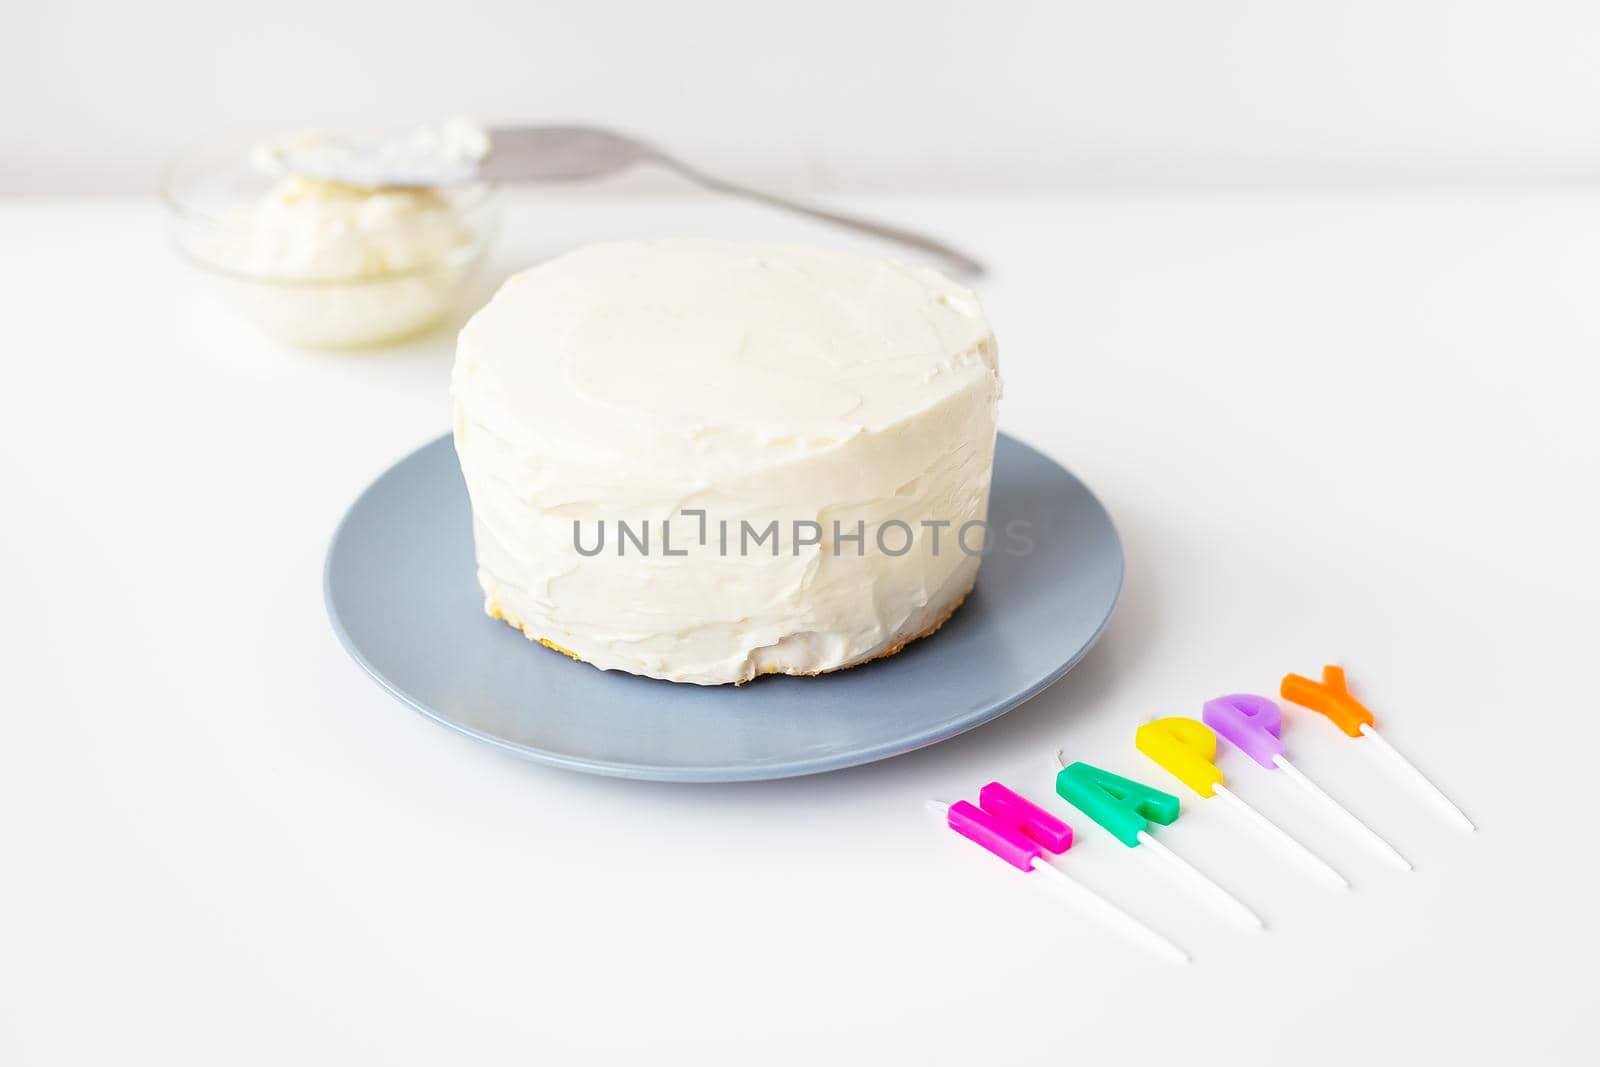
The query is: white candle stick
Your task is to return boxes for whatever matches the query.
[1211,783,1350,890]
[1359,723,1475,832]
[1134,830,1265,930]
[1026,850,1191,964]
[1272,754,1412,871]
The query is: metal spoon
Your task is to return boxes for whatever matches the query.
[482,127,984,277]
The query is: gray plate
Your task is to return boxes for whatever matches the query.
[325,433,1122,782]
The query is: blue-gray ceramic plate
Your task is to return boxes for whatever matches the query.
[325,433,1121,782]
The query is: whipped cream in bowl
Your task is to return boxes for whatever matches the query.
[163,124,501,349]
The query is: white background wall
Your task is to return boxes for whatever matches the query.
[6,0,1600,194]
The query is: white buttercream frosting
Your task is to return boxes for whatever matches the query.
[205,176,473,280]
[193,176,480,347]
[452,239,1001,684]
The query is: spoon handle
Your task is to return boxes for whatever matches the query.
[648,151,986,279]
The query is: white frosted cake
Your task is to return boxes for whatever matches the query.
[452,239,1000,685]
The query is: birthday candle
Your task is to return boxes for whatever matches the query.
[1203,694,1413,872]
[1052,753,1265,930]
[928,783,1189,963]
[1136,717,1350,890]
[1282,666,1474,832]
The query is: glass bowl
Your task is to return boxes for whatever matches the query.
[162,131,502,349]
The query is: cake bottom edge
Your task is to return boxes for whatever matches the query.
[487,579,976,687]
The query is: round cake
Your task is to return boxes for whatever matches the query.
[452,239,1000,685]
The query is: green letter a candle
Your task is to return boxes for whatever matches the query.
[1055,761,1180,846]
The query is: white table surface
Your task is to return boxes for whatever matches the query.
[4,189,1598,1065]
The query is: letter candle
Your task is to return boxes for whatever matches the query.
[1136,717,1349,890]
[1282,666,1474,832]
[928,782,1189,963]
[1203,694,1412,872]
[1052,753,1265,931]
